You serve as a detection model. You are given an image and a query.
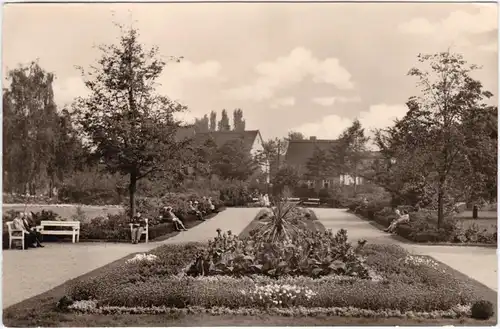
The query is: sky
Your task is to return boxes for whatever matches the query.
[3,2,498,141]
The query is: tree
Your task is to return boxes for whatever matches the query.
[233,108,246,131]
[3,61,60,195]
[257,138,288,184]
[273,165,301,194]
[218,109,231,131]
[305,146,331,194]
[194,114,209,133]
[288,131,305,140]
[209,110,217,131]
[72,25,189,217]
[213,139,257,181]
[330,119,369,195]
[370,52,495,227]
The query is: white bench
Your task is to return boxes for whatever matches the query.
[129,218,149,243]
[303,198,320,206]
[6,221,27,250]
[286,197,301,202]
[39,220,80,243]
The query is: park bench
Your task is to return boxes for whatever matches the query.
[38,220,81,243]
[6,221,27,250]
[286,197,301,202]
[129,218,149,243]
[303,198,321,206]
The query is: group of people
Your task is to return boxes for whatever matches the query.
[11,211,44,249]
[129,197,218,243]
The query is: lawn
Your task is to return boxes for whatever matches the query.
[3,205,497,326]
[456,211,497,233]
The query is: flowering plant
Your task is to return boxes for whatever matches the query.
[125,253,158,264]
[403,255,442,271]
[242,283,316,308]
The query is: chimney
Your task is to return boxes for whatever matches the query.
[310,136,317,141]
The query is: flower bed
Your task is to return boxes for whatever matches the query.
[349,199,497,246]
[64,239,486,319]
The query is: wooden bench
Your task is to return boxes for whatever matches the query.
[286,197,301,202]
[39,220,80,243]
[303,198,320,206]
[129,218,149,243]
[6,221,27,250]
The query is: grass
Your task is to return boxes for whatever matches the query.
[3,208,497,327]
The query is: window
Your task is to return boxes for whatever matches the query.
[322,179,330,189]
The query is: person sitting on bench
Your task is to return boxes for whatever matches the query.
[188,201,204,220]
[130,212,146,244]
[23,212,44,247]
[163,206,187,231]
[13,212,38,248]
[384,209,410,233]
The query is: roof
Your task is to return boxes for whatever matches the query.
[175,126,196,141]
[285,138,382,169]
[285,139,338,168]
[194,130,260,152]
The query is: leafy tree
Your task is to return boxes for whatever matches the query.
[330,119,369,195]
[194,114,209,133]
[209,110,217,131]
[233,108,246,131]
[370,52,495,227]
[273,165,301,194]
[218,109,231,131]
[288,131,305,140]
[213,139,257,181]
[305,146,331,194]
[3,61,60,195]
[72,25,189,217]
[257,138,288,184]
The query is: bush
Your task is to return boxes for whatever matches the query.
[217,180,252,206]
[471,300,494,320]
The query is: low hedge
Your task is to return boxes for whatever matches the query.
[67,242,479,314]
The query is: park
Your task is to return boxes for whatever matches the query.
[2,8,498,327]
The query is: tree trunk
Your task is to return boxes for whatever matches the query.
[129,172,137,219]
[437,188,444,229]
[472,204,478,219]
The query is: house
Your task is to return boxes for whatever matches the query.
[285,136,378,190]
[176,127,270,182]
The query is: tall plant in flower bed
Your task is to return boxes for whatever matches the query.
[186,201,370,279]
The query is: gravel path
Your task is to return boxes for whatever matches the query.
[313,208,498,292]
[2,207,262,309]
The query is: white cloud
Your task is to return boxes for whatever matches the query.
[270,97,296,109]
[398,6,497,37]
[312,96,361,106]
[51,60,223,108]
[224,47,354,101]
[292,103,408,140]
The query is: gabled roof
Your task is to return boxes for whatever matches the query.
[285,139,338,168]
[285,138,381,169]
[195,130,260,152]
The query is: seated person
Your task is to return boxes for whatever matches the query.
[23,212,44,247]
[207,197,217,213]
[130,212,147,244]
[384,209,410,233]
[12,212,38,248]
[162,206,187,231]
[188,201,204,221]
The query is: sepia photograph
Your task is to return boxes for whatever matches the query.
[1,1,498,326]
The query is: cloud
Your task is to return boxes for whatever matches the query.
[270,97,296,109]
[398,5,497,37]
[292,103,408,140]
[312,96,361,106]
[51,60,223,108]
[224,47,354,101]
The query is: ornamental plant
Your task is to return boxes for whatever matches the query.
[242,283,316,308]
[186,199,370,279]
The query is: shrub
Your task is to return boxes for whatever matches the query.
[217,180,252,206]
[471,300,494,320]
